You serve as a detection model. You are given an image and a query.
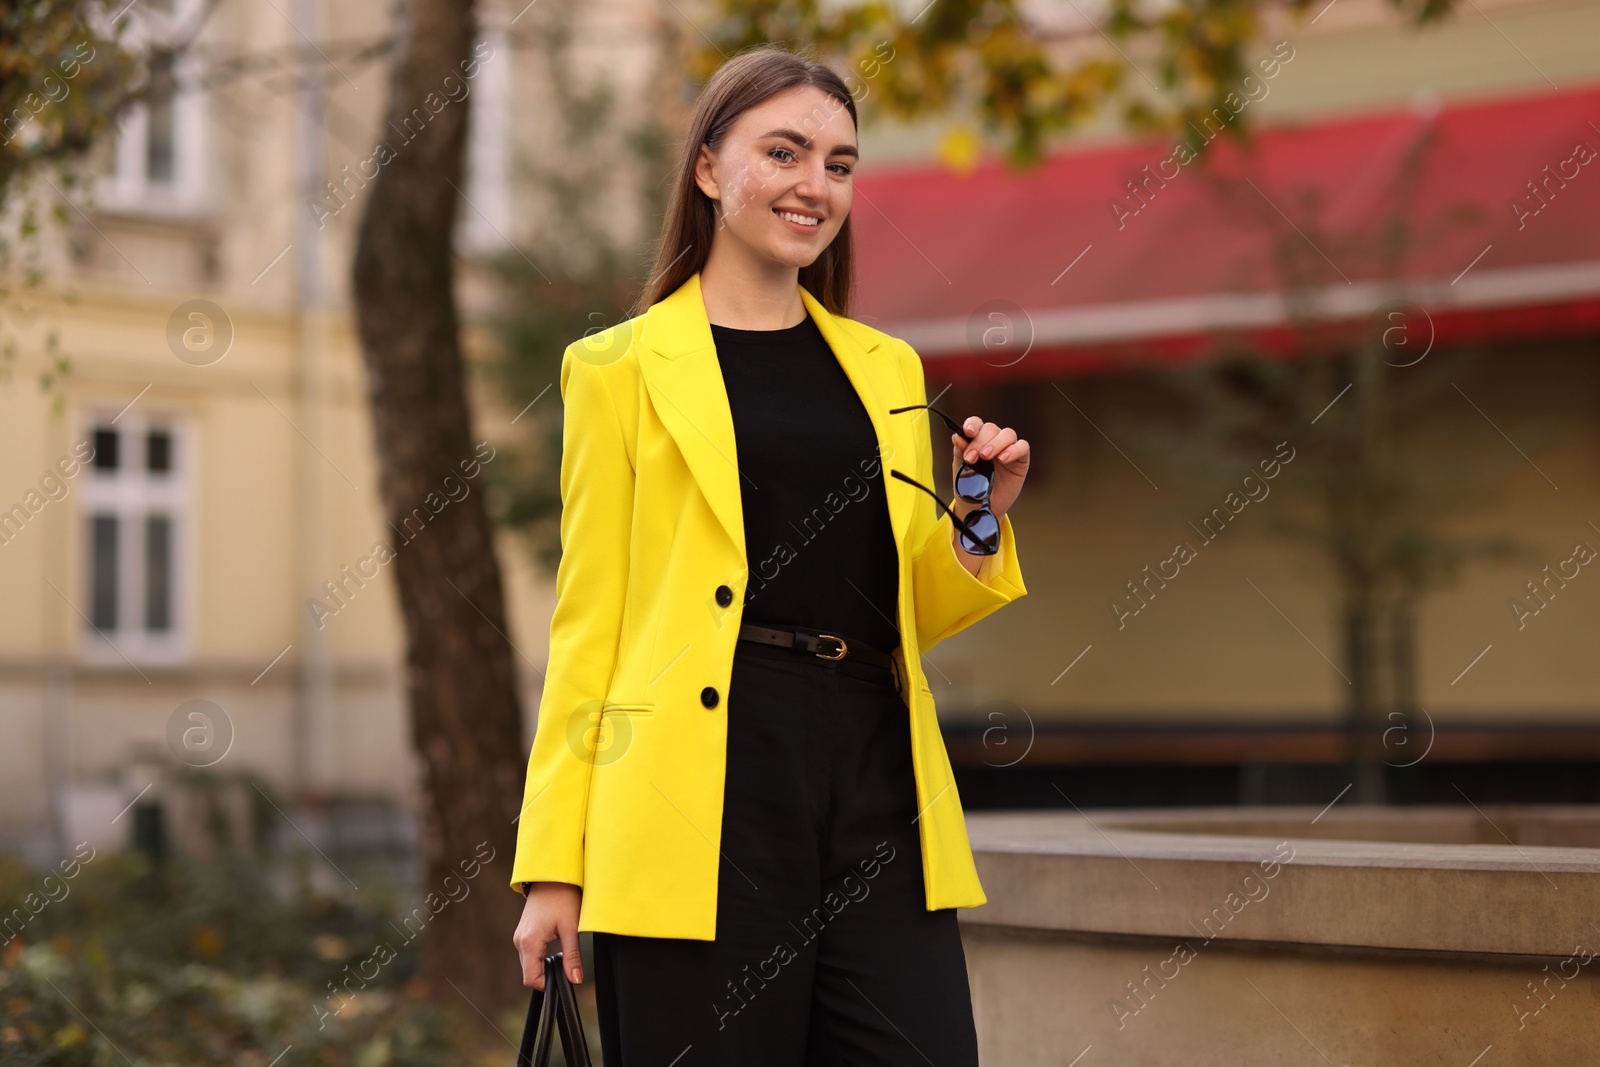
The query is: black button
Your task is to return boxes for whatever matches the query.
[700,686,719,708]
[715,584,733,607]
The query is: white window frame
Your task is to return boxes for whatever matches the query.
[75,409,195,667]
[96,0,211,214]
[459,19,513,254]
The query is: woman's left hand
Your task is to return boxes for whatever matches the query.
[949,416,1029,521]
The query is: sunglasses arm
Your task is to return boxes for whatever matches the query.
[889,403,971,441]
[889,470,978,533]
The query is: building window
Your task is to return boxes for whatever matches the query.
[146,48,177,186]
[79,413,191,663]
[100,0,208,211]
[90,516,119,630]
[459,21,512,253]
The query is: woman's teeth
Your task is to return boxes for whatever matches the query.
[776,210,819,226]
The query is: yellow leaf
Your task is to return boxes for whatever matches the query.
[937,126,983,175]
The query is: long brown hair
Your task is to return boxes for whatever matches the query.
[631,44,859,320]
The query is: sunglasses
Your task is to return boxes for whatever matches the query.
[888,403,999,556]
[889,403,993,504]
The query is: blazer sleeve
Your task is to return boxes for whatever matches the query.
[900,340,1028,654]
[509,341,635,893]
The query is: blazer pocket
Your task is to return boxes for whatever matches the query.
[601,701,655,716]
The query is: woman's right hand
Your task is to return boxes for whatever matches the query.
[513,881,584,989]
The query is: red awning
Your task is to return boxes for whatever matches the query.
[852,82,1600,379]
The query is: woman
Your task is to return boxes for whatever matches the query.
[511,44,1031,1065]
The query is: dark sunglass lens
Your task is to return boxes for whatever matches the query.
[957,509,1000,554]
[954,465,991,504]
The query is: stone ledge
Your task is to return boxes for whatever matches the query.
[961,806,1600,957]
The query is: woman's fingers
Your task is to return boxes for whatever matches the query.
[559,916,584,984]
[975,426,1017,462]
[514,914,552,990]
[514,882,584,990]
[995,436,1029,465]
[515,891,555,990]
[952,419,1017,464]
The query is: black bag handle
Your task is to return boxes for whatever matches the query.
[515,950,592,1067]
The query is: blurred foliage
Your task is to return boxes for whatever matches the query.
[0,1,142,409]
[0,847,521,1067]
[702,0,1457,168]
[0,0,145,217]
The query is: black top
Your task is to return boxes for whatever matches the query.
[710,313,901,653]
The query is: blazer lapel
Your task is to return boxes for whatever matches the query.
[635,271,914,562]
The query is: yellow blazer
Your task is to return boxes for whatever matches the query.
[509,271,1028,939]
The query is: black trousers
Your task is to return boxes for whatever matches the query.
[593,636,982,1066]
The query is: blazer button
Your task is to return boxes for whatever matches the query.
[715,584,733,607]
[701,686,719,709]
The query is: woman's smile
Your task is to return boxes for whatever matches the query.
[774,207,823,232]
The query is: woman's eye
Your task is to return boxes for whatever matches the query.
[768,146,851,175]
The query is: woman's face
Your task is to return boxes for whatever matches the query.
[693,84,857,270]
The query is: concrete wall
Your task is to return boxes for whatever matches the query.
[961,806,1600,1065]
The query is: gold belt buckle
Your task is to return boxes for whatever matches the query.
[813,633,848,660]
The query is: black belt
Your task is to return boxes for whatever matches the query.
[737,624,902,690]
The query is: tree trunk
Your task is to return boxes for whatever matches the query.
[1386,596,1420,780]
[1342,585,1389,804]
[1342,351,1389,804]
[349,0,525,1026]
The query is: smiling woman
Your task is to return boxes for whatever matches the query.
[722,119,859,226]
[686,95,861,327]
[624,49,863,325]
[511,43,1032,1067]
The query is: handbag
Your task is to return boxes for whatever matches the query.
[514,950,593,1067]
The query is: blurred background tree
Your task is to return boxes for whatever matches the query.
[348,0,527,1026]
[1107,143,1535,803]
[0,0,143,406]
